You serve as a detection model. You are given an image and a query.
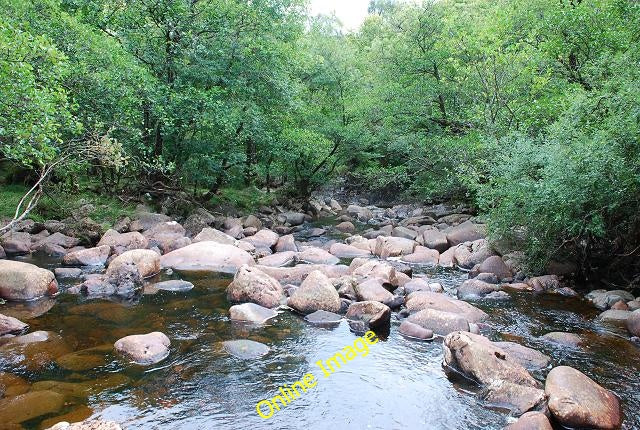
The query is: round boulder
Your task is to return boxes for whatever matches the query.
[287,270,341,314]
[0,260,58,301]
[345,301,391,329]
[114,332,170,365]
[160,242,254,274]
[545,366,621,429]
[226,265,284,308]
[106,249,160,279]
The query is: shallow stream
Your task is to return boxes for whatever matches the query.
[1,228,639,429]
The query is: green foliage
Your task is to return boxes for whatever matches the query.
[209,187,275,214]
[1,0,639,273]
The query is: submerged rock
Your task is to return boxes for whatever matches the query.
[229,303,278,324]
[63,245,111,266]
[0,260,58,301]
[545,366,621,429]
[0,331,71,370]
[152,280,194,292]
[493,342,551,371]
[408,308,470,336]
[114,332,170,365]
[161,242,254,274]
[226,265,284,308]
[223,339,270,359]
[305,309,342,325]
[542,331,582,347]
[0,390,65,424]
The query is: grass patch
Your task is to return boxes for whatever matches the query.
[0,183,137,227]
[209,186,276,214]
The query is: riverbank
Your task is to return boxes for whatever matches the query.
[0,199,638,429]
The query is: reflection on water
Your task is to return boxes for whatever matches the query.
[1,258,639,429]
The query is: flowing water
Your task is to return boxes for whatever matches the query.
[1,232,640,429]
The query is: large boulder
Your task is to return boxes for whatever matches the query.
[114,332,170,365]
[297,247,339,265]
[63,246,111,266]
[408,308,470,336]
[345,301,391,329]
[373,236,416,258]
[229,303,278,324]
[257,251,296,267]
[287,270,341,314]
[354,279,394,304]
[31,232,80,251]
[478,256,512,280]
[421,229,449,253]
[400,246,439,265]
[405,291,488,322]
[129,212,171,232]
[226,265,284,308]
[443,331,539,387]
[97,230,148,255]
[161,242,254,274]
[106,249,160,279]
[545,366,621,429]
[280,212,306,226]
[0,260,58,301]
[351,259,398,287]
[0,313,28,336]
[183,208,216,237]
[392,226,418,240]
[346,205,373,222]
[446,221,487,246]
[275,234,298,252]
[0,232,31,255]
[336,221,356,233]
[241,229,279,250]
[143,222,186,253]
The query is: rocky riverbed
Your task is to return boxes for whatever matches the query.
[0,200,639,429]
